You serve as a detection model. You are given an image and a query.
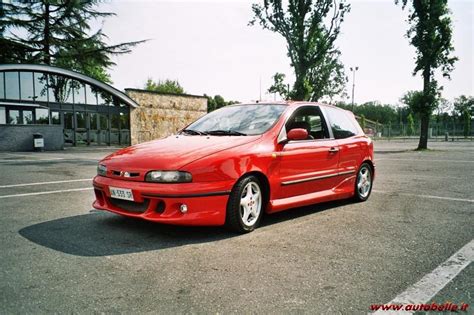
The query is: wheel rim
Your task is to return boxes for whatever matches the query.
[240,182,262,227]
[357,166,372,198]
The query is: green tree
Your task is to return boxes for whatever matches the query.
[462,109,471,138]
[0,4,31,63]
[435,98,451,123]
[395,0,457,149]
[204,94,216,112]
[0,0,145,82]
[453,95,474,116]
[267,72,289,100]
[205,94,239,113]
[213,95,226,110]
[360,114,366,130]
[401,90,425,113]
[407,113,416,136]
[251,0,350,101]
[337,101,399,125]
[145,78,185,94]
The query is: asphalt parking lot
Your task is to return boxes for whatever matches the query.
[1,140,473,314]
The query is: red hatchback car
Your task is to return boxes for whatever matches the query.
[93,102,374,233]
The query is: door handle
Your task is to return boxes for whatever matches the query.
[328,147,339,153]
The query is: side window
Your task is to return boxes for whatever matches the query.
[286,106,330,140]
[324,107,359,139]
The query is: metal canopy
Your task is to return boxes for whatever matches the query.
[0,64,139,108]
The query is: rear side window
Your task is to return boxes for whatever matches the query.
[323,107,359,139]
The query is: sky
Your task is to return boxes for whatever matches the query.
[96,0,474,106]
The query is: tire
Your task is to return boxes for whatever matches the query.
[354,162,373,202]
[226,175,264,233]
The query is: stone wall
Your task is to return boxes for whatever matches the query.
[125,89,207,145]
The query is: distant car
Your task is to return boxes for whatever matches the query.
[93,102,374,233]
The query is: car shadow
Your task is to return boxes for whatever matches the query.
[19,199,352,257]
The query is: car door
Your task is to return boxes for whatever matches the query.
[277,106,340,199]
[322,106,364,182]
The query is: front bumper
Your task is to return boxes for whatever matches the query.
[92,176,234,226]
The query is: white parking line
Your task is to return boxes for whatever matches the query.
[372,239,474,314]
[0,179,92,189]
[0,158,64,162]
[4,153,37,158]
[376,158,474,163]
[0,157,100,163]
[372,190,474,203]
[0,187,93,199]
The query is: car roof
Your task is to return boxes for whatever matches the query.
[236,101,349,112]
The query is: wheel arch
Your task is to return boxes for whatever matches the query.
[362,159,375,177]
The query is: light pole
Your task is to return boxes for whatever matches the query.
[350,66,359,111]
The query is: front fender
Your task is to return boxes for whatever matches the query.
[180,140,279,184]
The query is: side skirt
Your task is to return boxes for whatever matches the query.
[267,175,356,213]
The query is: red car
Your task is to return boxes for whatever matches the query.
[93,102,374,233]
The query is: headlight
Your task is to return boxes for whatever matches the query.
[97,164,107,176]
[145,171,192,183]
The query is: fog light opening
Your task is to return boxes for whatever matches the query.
[94,189,104,206]
[180,204,188,214]
[155,200,165,213]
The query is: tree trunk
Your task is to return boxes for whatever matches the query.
[418,68,431,150]
[43,2,51,65]
[292,78,306,101]
[418,112,429,149]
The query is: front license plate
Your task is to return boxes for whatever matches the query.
[109,187,134,201]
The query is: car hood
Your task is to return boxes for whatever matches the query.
[101,135,261,171]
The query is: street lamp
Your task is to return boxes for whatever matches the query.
[350,66,359,111]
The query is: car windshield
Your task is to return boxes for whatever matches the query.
[183,104,287,136]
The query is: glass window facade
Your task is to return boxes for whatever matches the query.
[76,112,87,129]
[0,68,132,147]
[20,72,34,101]
[85,84,97,105]
[48,75,74,103]
[51,111,60,124]
[23,110,34,124]
[0,73,4,99]
[73,81,86,104]
[8,110,20,124]
[34,73,49,102]
[5,72,20,100]
[97,91,112,105]
[0,106,5,124]
[36,108,49,124]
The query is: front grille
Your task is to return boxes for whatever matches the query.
[109,198,149,213]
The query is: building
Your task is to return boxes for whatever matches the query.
[0,64,207,151]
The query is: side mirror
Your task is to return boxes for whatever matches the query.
[287,128,308,141]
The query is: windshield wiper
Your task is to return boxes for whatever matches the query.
[180,129,208,136]
[206,130,247,136]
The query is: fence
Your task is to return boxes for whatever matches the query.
[360,121,473,141]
